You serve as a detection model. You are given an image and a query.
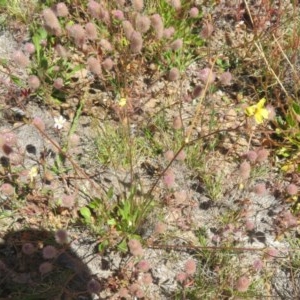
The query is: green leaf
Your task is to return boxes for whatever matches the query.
[277,147,290,157]
[65,64,84,80]
[38,27,48,39]
[80,207,91,222]
[10,75,23,86]
[88,197,102,209]
[286,113,296,127]
[292,102,300,115]
[107,187,114,199]
[98,240,109,252]
[107,218,117,226]
[40,57,48,69]
[88,202,97,209]
[117,239,128,253]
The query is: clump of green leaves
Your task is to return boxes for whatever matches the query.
[80,186,154,253]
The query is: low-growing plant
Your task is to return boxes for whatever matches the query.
[80,186,154,252]
[4,0,204,107]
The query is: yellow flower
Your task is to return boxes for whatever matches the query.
[119,97,127,107]
[29,166,38,182]
[245,98,269,124]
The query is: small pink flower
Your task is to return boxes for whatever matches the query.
[22,243,35,255]
[56,2,69,17]
[102,58,114,71]
[61,194,75,208]
[168,67,180,81]
[43,245,58,259]
[219,71,232,86]
[53,78,64,89]
[170,38,183,50]
[236,275,251,292]
[170,0,181,10]
[122,20,134,39]
[192,85,202,98]
[2,131,17,146]
[198,67,215,84]
[136,260,151,272]
[87,0,101,18]
[1,183,14,196]
[128,239,143,256]
[142,273,153,285]
[87,278,101,294]
[112,10,124,20]
[99,39,113,51]
[151,14,164,39]
[39,262,53,274]
[85,22,98,40]
[55,229,68,244]
[132,0,144,12]
[87,57,102,75]
[42,8,62,36]
[24,43,35,54]
[135,14,151,33]
[130,31,143,53]
[265,248,279,260]
[253,259,263,272]
[164,150,174,161]
[163,27,175,38]
[239,161,251,180]
[176,150,186,161]
[129,283,143,297]
[286,183,298,195]
[163,169,175,188]
[254,183,267,195]
[12,50,30,68]
[184,259,197,275]
[28,75,40,90]
[68,24,86,47]
[32,117,45,131]
[200,22,214,39]
[256,149,269,163]
[246,150,257,163]
[55,44,68,58]
[176,272,187,283]
[189,7,199,18]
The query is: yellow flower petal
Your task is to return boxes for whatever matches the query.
[119,98,127,107]
[256,97,266,108]
[254,112,264,124]
[245,105,256,116]
[260,108,269,119]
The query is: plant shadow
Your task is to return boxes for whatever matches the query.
[0,228,96,300]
